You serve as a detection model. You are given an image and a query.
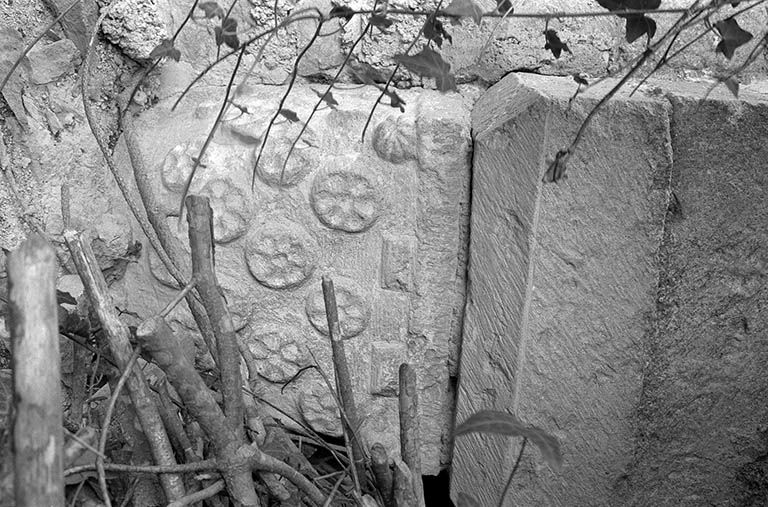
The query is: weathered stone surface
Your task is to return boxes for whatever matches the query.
[149,1,767,87]
[624,85,768,506]
[380,234,416,292]
[100,0,170,61]
[26,39,80,84]
[452,73,672,505]
[116,77,471,473]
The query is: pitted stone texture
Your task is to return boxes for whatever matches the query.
[623,85,768,506]
[452,74,672,506]
[305,278,370,338]
[244,219,318,290]
[114,83,471,474]
[310,168,381,233]
[247,327,310,383]
[100,0,170,61]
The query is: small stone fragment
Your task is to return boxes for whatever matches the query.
[100,0,169,61]
[27,39,80,84]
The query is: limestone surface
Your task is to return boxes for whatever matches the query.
[452,73,673,505]
[119,78,472,473]
[451,73,768,506]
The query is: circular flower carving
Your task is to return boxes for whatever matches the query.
[160,138,208,194]
[256,136,318,188]
[310,170,380,232]
[305,280,370,338]
[244,220,318,289]
[371,116,416,164]
[247,327,310,383]
[298,384,343,437]
[200,178,249,243]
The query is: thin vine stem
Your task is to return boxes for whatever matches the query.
[279,3,381,184]
[498,437,528,507]
[252,17,326,190]
[360,6,697,18]
[177,43,248,219]
[0,0,81,94]
[171,11,321,111]
[361,0,448,142]
[97,346,143,507]
[123,0,202,115]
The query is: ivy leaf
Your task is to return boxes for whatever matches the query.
[496,0,512,14]
[394,47,457,92]
[544,29,570,58]
[424,12,452,48]
[595,0,659,43]
[543,149,569,183]
[214,17,240,50]
[714,18,753,59]
[572,72,589,86]
[454,410,563,471]
[386,89,406,112]
[443,0,484,26]
[595,0,660,12]
[279,108,300,123]
[370,14,393,30]
[149,39,181,62]
[624,15,656,43]
[313,88,339,109]
[330,3,355,21]
[722,76,739,97]
[198,1,224,18]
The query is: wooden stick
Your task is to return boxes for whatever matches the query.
[125,121,219,362]
[7,235,64,507]
[398,363,425,507]
[321,276,367,489]
[167,480,225,507]
[64,230,185,502]
[392,458,417,507]
[136,314,259,506]
[185,195,246,442]
[370,442,394,507]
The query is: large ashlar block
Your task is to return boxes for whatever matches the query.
[116,78,471,473]
[624,85,768,506]
[452,73,673,505]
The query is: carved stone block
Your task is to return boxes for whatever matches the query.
[116,81,472,473]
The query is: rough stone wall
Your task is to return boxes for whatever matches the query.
[451,73,768,505]
[84,0,768,89]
